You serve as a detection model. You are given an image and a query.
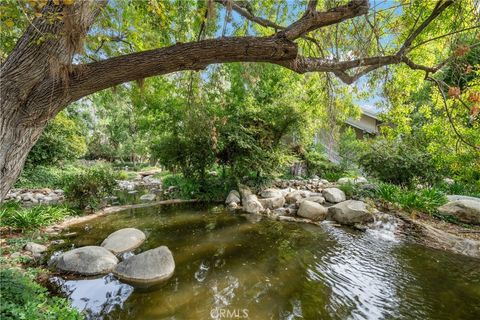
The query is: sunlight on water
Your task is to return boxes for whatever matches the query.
[50,204,480,320]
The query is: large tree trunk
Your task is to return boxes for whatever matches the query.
[0,119,46,199]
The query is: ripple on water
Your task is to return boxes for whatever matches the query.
[51,204,480,320]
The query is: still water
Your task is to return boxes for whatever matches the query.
[50,204,480,320]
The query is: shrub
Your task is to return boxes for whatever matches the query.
[26,111,87,166]
[0,204,74,230]
[371,183,447,214]
[303,149,344,180]
[162,173,233,201]
[14,164,84,190]
[0,269,82,320]
[63,166,118,209]
[359,138,442,185]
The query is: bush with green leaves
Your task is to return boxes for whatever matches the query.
[162,173,235,201]
[303,149,344,181]
[372,183,447,214]
[359,137,442,186]
[63,166,118,209]
[14,163,84,189]
[0,269,82,320]
[26,111,87,166]
[0,202,74,230]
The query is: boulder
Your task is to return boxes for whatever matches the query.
[443,178,455,185]
[24,242,47,255]
[260,188,282,198]
[297,200,328,221]
[225,190,241,204]
[337,177,354,185]
[337,177,368,185]
[285,191,307,204]
[243,195,264,214]
[300,195,325,205]
[56,246,118,275]
[273,207,288,216]
[258,196,285,210]
[446,195,480,203]
[143,176,161,185]
[328,200,374,225]
[140,193,156,202]
[354,177,368,184]
[227,202,238,210]
[323,188,346,203]
[101,228,146,254]
[438,200,480,225]
[113,246,175,286]
[239,185,253,203]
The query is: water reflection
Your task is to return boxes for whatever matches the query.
[52,204,480,320]
[51,274,134,320]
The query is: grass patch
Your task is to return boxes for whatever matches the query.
[340,182,448,215]
[0,202,75,230]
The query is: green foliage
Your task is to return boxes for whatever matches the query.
[0,203,74,230]
[14,163,84,189]
[26,112,87,166]
[0,269,82,320]
[435,181,480,198]
[359,137,441,186]
[303,149,344,181]
[162,172,234,201]
[371,183,447,214]
[63,166,118,209]
[338,128,365,171]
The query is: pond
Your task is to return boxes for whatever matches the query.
[50,204,480,320]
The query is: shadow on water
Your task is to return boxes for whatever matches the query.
[50,203,480,320]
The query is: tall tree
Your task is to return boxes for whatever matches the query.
[0,0,477,200]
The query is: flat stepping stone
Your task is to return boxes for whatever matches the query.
[101,228,146,254]
[113,246,175,286]
[56,246,118,275]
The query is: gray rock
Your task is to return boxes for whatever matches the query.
[24,242,47,255]
[227,202,238,210]
[297,200,328,221]
[56,246,118,275]
[328,200,374,225]
[285,191,307,204]
[438,200,480,225]
[323,188,346,203]
[101,228,146,254]
[140,193,156,202]
[446,195,480,203]
[299,195,325,205]
[243,195,264,214]
[143,175,161,185]
[337,177,355,185]
[225,190,241,204]
[273,207,288,216]
[338,177,368,185]
[258,196,285,210]
[239,186,252,203]
[260,188,282,198]
[113,246,175,286]
[443,178,455,185]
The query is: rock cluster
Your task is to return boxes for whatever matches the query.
[227,176,376,227]
[4,188,64,205]
[52,227,175,286]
